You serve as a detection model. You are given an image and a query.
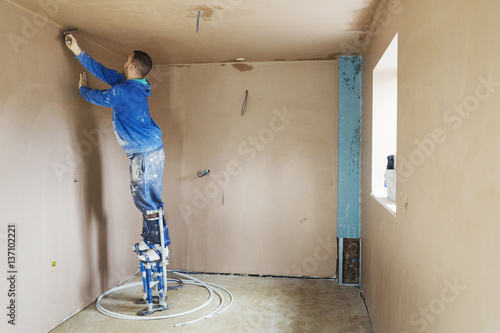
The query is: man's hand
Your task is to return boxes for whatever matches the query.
[65,34,82,56]
[79,72,88,88]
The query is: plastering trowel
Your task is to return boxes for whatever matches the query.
[63,28,78,45]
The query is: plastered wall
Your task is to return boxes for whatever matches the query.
[152,61,339,277]
[361,0,500,332]
[0,2,140,332]
[1,2,341,331]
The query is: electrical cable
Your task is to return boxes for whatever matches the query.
[241,90,248,116]
[196,10,201,33]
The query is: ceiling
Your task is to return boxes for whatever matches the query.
[11,0,380,64]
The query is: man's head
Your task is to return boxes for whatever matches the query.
[123,51,152,79]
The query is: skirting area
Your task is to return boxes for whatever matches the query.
[49,273,373,333]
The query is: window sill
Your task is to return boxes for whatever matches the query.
[371,192,397,217]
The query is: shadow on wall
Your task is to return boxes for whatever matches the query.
[145,64,182,266]
[75,109,109,296]
[64,49,110,298]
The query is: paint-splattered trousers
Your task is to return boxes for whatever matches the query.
[128,146,171,246]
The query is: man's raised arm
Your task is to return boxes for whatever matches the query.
[65,34,125,86]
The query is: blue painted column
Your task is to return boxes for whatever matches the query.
[337,56,362,239]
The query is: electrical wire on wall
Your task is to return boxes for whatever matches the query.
[241,90,248,116]
[196,10,201,33]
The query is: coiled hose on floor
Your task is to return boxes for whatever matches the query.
[96,270,233,327]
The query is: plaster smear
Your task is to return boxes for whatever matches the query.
[232,64,254,72]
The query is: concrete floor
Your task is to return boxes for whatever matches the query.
[49,272,373,333]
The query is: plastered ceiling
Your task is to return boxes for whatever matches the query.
[10,0,380,64]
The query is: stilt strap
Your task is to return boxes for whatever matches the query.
[145,209,163,220]
[139,249,163,263]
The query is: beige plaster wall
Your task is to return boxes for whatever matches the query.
[153,61,339,277]
[0,2,140,332]
[361,0,500,332]
[1,3,339,331]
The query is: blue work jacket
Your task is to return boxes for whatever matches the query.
[76,51,163,154]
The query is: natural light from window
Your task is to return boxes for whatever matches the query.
[371,34,398,214]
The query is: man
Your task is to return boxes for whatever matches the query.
[65,34,170,261]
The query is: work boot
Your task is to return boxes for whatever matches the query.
[132,240,154,253]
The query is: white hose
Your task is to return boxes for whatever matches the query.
[96,270,234,327]
[174,282,224,327]
[172,271,234,326]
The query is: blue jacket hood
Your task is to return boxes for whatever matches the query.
[127,79,152,97]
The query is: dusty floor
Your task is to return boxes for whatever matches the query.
[49,272,373,333]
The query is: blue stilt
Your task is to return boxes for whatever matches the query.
[137,209,169,316]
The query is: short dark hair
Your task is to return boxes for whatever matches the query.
[132,50,152,77]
